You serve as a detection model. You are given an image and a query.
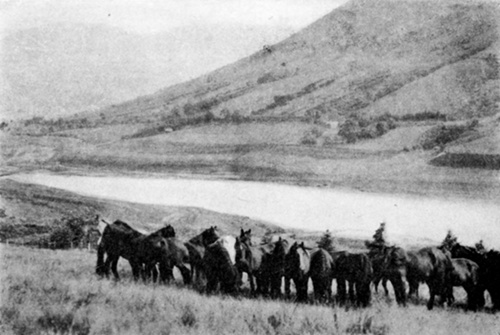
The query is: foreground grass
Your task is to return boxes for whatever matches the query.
[2,245,500,335]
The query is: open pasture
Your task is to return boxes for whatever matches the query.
[2,244,499,335]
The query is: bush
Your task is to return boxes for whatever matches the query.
[48,217,88,249]
[417,122,475,150]
[300,127,324,145]
[338,114,396,143]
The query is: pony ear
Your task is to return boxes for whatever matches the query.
[300,242,305,248]
[247,229,251,234]
[240,228,244,235]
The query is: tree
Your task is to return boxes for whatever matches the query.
[317,230,335,255]
[441,230,457,250]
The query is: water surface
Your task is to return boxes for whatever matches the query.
[9,173,500,248]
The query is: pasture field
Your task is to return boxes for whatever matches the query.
[2,245,500,335]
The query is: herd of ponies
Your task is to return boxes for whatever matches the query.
[91,215,500,312]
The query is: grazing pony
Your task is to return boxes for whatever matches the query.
[406,247,453,310]
[335,252,373,307]
[285,242,312,302]
[378,246,408,306]
[309,248,334,303]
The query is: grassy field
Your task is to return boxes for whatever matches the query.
[2,244,500,335]
[2,118,499,203]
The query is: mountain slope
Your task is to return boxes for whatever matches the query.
[79,0,498,128]
[1,23,294,120]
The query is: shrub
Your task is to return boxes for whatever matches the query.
[417,122,474,150]
[300,127,324,145]
[338,114,396,143]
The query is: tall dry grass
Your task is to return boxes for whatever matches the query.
[1,245,499,335]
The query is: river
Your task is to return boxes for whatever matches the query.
[9,172,500,248]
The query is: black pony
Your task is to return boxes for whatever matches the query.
[96,219,176,282]
[184,226,220,284]
[406,247,453,310]
[263,237,292,298]
[448,258,482,311]
[335,251,373,307]
[285,242,312,302]
[375,246,408,306]
[203,238,239,294]
[449,243,486,308]
[309,248,334,303]
[483,250,500,310]
[235,232,275,296]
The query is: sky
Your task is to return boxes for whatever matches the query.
[1,0,349,36]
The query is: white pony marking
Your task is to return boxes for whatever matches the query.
[218,235,237,265]
[96,217,109,246]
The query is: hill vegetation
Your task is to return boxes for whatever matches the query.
[2,0,499,199]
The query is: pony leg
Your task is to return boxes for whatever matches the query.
[284,276,291,299]
[427,285,436,310]
[382,277,389,296]
[248,273,256,294]
[96,244,106,276]
[178,264,192,285]
[150,264,159,283]
[389,275,406,306]
[109,257,120,280]
[159,262,174,283]
[337,279,347,306]
[348,281,356,305]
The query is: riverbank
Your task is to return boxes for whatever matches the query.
[7,172,500,249]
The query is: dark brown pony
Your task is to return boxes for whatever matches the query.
[96,219,176,282]
[235,235,275,295]
[406,247,453,310]
[335,251,373,307]
[449,243,486,308]
[309,248,334,303]
[483,250,500,310]
[285,242,312,302]
[265,237,292,298]
[369,250,389,296]
[184,226,220,283]
[448,258,482,311]
[203,238,239,294]
[96,220,143,279]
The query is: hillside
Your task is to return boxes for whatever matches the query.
[62,0,499,127]
[0,178,287,241]
[2,0,499,200]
